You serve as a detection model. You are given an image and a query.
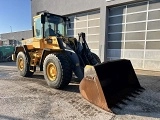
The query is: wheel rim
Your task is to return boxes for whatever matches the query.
[46,62,57,81]
[18,57,24,71]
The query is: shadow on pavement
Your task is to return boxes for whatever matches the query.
[31,74,80,93]
[0,62,16,67]
[0,115,22,120]
[31,74,44,80]
[64,83,80,93]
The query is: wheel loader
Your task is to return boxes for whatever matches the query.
[12,11,143,113]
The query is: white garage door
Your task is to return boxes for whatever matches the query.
[107,0,160,71]
[67,10,100,56]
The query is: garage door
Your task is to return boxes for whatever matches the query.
[67,10,100,56]
[107,0,160,71]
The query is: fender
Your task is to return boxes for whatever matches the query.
[39,48,63,71]
[13,45,31,64]
[39,49,53,71]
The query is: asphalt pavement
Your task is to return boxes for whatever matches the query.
[0,62,159,120]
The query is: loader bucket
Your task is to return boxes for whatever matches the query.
[79,59,143,112]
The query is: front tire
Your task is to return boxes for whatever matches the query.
[43,54,72,89]
[16,52,34,77]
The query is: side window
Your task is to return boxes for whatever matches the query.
[35,18,42,38]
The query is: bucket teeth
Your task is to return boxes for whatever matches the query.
[139,87,145,91]
[124,97,132,101]
[136,89,142,92]
[140,87,145,90]
[128,93,136,98]
[119,100,127,105]
[132,91,140,95]
[113,104,122,109]
[136,87,145,92]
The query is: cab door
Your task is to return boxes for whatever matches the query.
[33,15,44,48]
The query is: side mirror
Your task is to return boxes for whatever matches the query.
[41,15,45,24]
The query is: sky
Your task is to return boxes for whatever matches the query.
[0,0,31,34]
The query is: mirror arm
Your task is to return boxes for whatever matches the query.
[42,24,45,38]
[32,26,35,37]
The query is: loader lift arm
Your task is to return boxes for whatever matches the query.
[77,32,100,68]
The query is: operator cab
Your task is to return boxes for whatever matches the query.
[33,12,70,38]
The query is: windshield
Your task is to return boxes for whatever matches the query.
[44,15,66,37]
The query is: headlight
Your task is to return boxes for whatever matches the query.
[47,38,52,44]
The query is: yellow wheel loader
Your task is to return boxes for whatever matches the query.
[12,11,144,113]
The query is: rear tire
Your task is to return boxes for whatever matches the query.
[43,54,72,89]
[16,52,34,77]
